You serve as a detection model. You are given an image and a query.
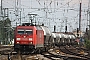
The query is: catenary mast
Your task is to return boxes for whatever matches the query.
[89,0,90,30]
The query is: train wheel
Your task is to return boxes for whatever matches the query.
[45,47,49,52]
[38,49,41,54]
[53,43,55,48]
[35,48,41,54]
[14,48,19,53]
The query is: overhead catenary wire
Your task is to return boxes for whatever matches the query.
[1,0,89,32]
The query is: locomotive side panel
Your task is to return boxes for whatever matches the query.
[36,30,44,47]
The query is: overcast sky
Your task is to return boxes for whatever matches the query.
[1,0,89,32]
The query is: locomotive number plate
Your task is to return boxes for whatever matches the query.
[22,38,28,40]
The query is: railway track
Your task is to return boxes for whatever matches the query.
[40,47,87,60]
[59,46,90,60]
[41,52,64,60]
[0,45,14,55]
[0,45,90,60]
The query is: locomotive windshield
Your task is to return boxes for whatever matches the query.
[17,29,33,35]
[18,30,24,34]
[25,30,33,34]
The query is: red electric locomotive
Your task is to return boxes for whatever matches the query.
[14,23,52,53]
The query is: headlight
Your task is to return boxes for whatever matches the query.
[29,38,32,41]
[63,40,64,42]
[30,42,33,44]
[17,42,19,43]
[17,38,21,40]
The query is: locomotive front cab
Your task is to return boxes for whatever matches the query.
[15,26,34,44]
[14,26,36,53]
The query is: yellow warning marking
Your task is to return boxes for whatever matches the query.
[55,50,60,54]
[79,50,84,55]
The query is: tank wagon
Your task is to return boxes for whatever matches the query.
[50,32,76,47]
